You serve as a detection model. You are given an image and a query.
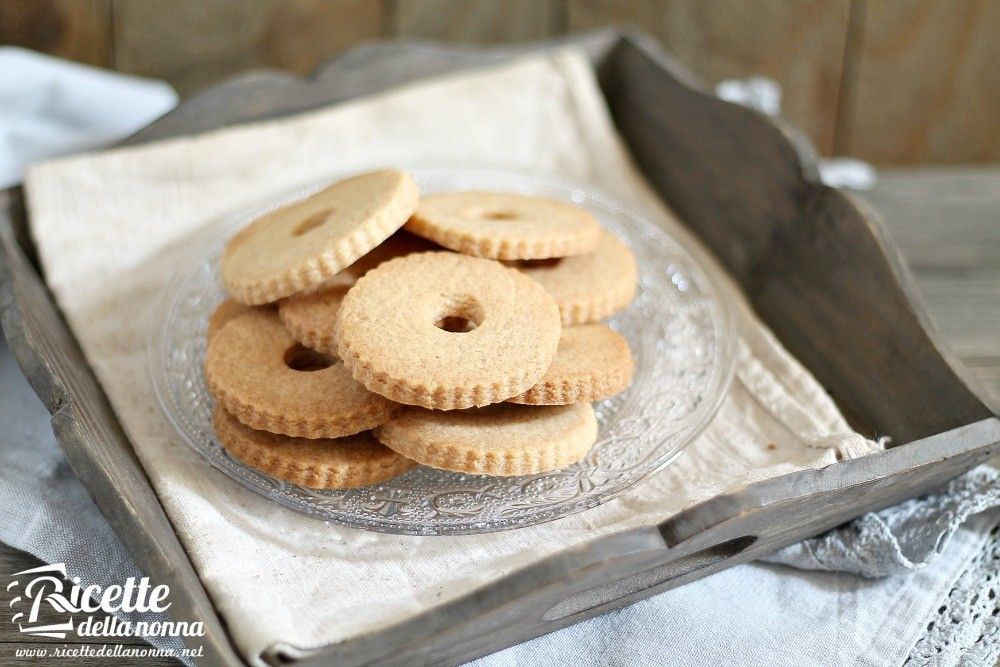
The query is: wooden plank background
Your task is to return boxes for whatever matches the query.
[1,0,997,165]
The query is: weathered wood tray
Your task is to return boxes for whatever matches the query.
[1,31,997,666]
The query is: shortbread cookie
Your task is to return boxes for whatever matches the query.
[375,402,597,475]
[278,231,437,352]
[206,309,399,438]
[335,251,561,410]
[222,169,419,305]
[406,191,600,260]
[514,230,636,324]
[510,324,633,405]
[207,298,252,341]
[277,285,350,354]
[213,407,414,489]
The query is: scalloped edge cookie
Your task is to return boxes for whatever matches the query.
[374,402,597,476]
[277,231,438,352]
[222,169,418,305]
[214,407,415,489]
[406,191,600,260]
[334,251,561,410]
[509,324,633,405]
[513,230,636,324]
[206,309,399,438]
[207,298,253,341]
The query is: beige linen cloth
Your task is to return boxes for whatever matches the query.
[25,49,881,663]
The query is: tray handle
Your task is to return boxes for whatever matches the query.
[0,189,243,667]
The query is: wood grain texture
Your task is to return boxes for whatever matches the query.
[863,167,1000,407]
[605,37,992,442]
[568,0,851,155]
[6,0,1000,164]
[837,0,1000,164]
[254,0,387,75]
[0,0,112,67]
[393,0,564,42]
[111,0,386,95]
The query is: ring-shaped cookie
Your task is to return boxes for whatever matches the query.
[335,251,561,410]
[514,230,637,324]
[406,191,600,260]
[206,309,399,438]
[222,169,418,305]
[278,231,437,352]
[214,407,415,489]
[509,324,634,405]
[207,298,252,341]
[375,403,598,476]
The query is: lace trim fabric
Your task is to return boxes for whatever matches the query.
[905,520,1000,666]
[764,466,1000,578]
[761,465,1000,664]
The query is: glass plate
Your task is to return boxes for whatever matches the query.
[150,167,735,535]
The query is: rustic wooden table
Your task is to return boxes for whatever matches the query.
[0,166,997,665]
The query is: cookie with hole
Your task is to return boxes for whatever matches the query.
[509,324,633,405]
[213,407,415,489]
[205,309,399,439]
[221,169,419,305]
[405,191,600,260]
[277,231,439,352]
[374,402,597,476]
[334,251,561,410]
[512,230,636,325]
[207,298,253,341]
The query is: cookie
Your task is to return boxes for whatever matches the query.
[277,285,350,354]
[375,402,597,476]
[205,309,399,438]
[513,230,636,324]
[213,407,414,489]
[277,231,438,352]
[207,298,252,341]
[405,191,600,260]
[335,251,561,410]
[221,169,419,305]
[509,324,633,405]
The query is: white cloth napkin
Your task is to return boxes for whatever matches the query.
[0,47,176,189]
[22,48,893,663]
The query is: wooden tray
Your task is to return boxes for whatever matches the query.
[1,31,996,667]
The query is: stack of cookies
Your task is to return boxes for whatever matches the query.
[205,169,637,489]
